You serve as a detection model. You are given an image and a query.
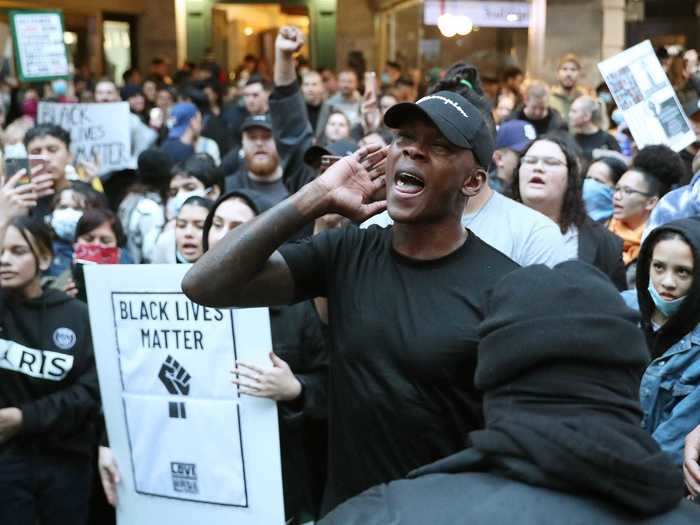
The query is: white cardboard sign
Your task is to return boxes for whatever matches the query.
[85,264,284,525]
[38,102,132,173]
[598,40,696,152]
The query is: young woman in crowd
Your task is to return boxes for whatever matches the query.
[513,135,627,289]
[622,218,700,466]
[582,154,628,223]
[174,196,213,264]
[608,167,664,287]
[0,172,100,525]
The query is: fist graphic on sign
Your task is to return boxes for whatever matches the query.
[158,356,191,396]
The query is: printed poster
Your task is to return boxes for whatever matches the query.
[85,264,284,525]
[598,40,695,152]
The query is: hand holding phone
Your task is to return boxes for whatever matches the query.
[4,158,30,185]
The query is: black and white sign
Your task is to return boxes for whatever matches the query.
[38,102,132,173]
[86,265,283,525]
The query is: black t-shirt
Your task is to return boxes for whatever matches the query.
[574,130,621,160]
[278,225,519,513]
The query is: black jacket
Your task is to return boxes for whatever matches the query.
[578,218,627,290]
[318,471,700,525]
[0,287,100,459]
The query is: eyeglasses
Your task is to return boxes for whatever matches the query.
[613,185,651,198]
[521,156,567,168]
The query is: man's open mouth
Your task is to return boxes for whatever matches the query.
[395,170,425,194]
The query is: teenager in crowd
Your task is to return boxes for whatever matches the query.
[609,167,664,287]
[513,135,626,289]
[117,150,172,263]
[0,172,100,525]
[167,153,222,219]
[644,159,700,239]
[318,262,696,524]
[23,124,76,219]
[174,196,212,264]
[583,154,628,223]
[622,218,700,466]
[183,25,519,515]
[57,208,133,301]
[201,189,328,522]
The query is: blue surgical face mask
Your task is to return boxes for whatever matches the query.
[51,79,68,97]
[648,278,686,319]
[582,178,614,222]
[50,208,83,242]
[381,73,391,85]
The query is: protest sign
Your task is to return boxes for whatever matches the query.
[10,10,70,82]
[598,40,695,152]
[85,264,284,525]
[38,102,132,173]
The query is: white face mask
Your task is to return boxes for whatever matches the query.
[50,208,84,242]
[166,189,206,220]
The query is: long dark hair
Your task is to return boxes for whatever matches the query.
[512,134,588,234]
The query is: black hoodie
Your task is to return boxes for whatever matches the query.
[636,218,700,357]
[0,287,100,459]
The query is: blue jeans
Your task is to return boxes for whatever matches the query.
[0,454,92,525]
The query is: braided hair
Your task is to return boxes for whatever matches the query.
[428,61,496,139]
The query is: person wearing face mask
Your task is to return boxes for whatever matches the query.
[174,196,213,263]
[60,208,132,302]
[150,154,221,263]
[622,218,700,466]
[582,154,628,223]
[45,185,108,279]
[0,172,100,525]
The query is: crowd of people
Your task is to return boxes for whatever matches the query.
[1,23,700,525]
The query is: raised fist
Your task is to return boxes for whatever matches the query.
[276,26,304,55]
[158,355,191,396]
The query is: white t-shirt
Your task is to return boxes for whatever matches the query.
[362,191,570,267]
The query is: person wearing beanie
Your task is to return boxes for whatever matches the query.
[318,261,698,525]
[117,149,172,263]
[623,218,700,466]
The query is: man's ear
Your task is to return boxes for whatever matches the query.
[644,195,659,212]
[461,168,486,197]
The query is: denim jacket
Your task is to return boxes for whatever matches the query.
[623,290,700,466]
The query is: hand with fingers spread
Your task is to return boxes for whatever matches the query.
[315,144,388,222]
[232,352,302,402]
[0,171,38,224]
[684,424,700,497]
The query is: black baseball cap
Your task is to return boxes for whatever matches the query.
[384,90,494,168]
[303,139,359,167]
[241,114,273,133]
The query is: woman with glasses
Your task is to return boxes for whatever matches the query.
[513,135,626,289]
[609,167,664,288]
